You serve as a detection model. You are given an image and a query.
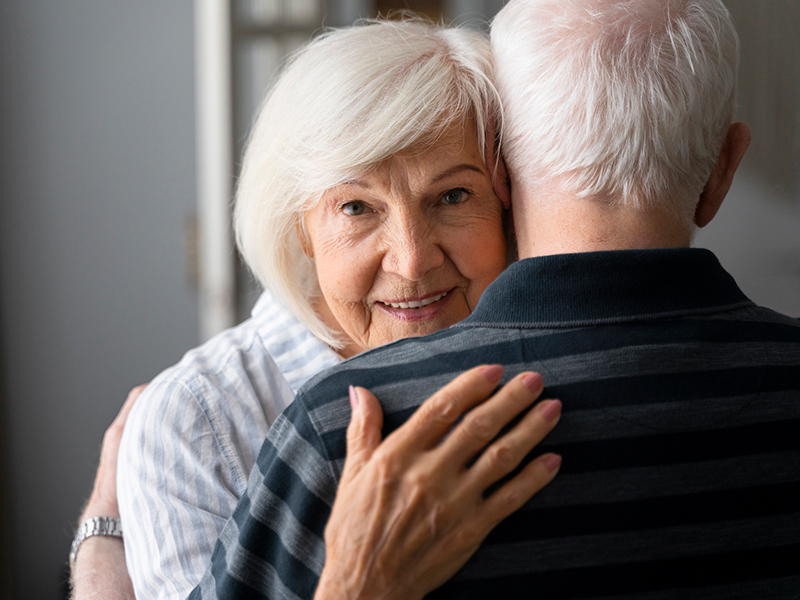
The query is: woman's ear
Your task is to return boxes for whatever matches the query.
[695,122,751,228]
[296,220,314,258]
[484,147,511,210]
[483,119,512,210]
[489,155,511,210]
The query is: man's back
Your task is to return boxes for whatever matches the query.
[201,248,800,599]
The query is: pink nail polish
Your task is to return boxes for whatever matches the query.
[480,364,504,383]
[349,385,359,411]
[522,372,543,392]
[544,454,562,472]
[540,399,562,421]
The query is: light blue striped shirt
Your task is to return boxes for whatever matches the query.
[117,289,340,600]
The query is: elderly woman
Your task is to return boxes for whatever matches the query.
[70,19,562,600]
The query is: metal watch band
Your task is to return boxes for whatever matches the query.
[69,516,123,572]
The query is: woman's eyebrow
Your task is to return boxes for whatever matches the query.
[431,164,486,184]
[338,164,485,190]
[340,179,372,190]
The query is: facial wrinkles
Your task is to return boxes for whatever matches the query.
[380,159,498,304]
[360,158,446,295]
[305,120,508,355]
[366,172,449,345]
[381,207,443,289]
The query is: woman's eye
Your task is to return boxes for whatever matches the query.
[441,189,468,205]
[341,201,366,216]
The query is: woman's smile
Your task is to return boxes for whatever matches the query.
[375,289,454,320]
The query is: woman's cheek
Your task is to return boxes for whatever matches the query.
[451,214,506,270]
[317,232,379,305]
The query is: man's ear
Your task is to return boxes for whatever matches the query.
[695,122,751,228]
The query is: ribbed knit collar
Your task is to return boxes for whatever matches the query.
[460,248,753,329]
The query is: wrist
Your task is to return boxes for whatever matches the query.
[70,516,123,572]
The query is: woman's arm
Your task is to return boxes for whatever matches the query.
[315,366,562,600]
[70,385,145,600]
[69,537,133,600]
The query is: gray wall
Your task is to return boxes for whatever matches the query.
[0,2,199,599]
[695,1,800,318]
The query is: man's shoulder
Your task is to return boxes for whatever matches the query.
[291,324,525,460]
[297,323,513,407]
[709,303,800,348]
[740,304,800,329]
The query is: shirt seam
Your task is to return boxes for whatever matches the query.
[458,300,756,330]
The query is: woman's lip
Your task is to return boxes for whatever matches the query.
[377,289,452,309]
[375,289,454,321]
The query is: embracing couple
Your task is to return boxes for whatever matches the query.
[71,1,800,599]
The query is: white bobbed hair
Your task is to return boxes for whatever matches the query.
[491,0,739,219]
[235,19,501,348]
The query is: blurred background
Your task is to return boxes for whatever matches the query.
[0,1,797,598]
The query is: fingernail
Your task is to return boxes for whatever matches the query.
[540,399,562,421]
[480,364,504,383]
[522,372,543,392]
[349,385,359,411]
[544,454,562,472]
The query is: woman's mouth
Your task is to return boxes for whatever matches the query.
[380,292,447,309]
[376,289,454,322]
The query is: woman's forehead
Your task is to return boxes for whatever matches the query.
[345,128,485,188]
[357,119,483,176]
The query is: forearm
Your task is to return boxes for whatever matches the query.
[70,536,134,600]
[69,384,145,600]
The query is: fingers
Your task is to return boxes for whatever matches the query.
[385,365,506,452]
[479,452,562,529]
[463,397,561,494]
[340,386,385,484]
[438,372,546,467]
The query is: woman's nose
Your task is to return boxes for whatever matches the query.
[382,218,445,282]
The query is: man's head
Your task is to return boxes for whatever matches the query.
[491,0,750,253]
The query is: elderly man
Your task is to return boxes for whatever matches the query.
[193,0,800,598]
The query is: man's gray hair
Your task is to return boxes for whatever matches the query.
[235,19,501,348]
[491,0,739,221]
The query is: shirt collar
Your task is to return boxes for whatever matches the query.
[460,248,753,329]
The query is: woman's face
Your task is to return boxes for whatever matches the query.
[304,121,507,357]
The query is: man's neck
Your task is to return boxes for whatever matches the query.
[513,191,694,259]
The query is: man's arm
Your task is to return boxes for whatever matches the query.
[192,366,563,600]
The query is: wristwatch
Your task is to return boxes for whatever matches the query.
[69,516,123,572]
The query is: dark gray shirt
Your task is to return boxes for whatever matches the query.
[191,248,800,600]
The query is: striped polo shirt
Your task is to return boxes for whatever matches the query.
[193,248,800,600]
